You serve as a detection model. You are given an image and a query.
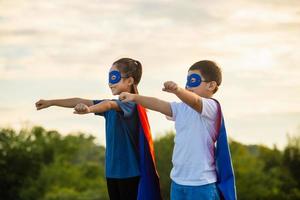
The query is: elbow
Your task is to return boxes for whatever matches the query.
[107,101,114,110]
[89,100,111,113]
[103,100,115,110]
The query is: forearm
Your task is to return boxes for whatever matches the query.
[174,88,202,112]
[88,101,119,113]
[133,95,172,116]
[50,98,93,108]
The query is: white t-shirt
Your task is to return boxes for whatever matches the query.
[168,98,219,186]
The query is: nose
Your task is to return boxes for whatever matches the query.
[108,83,112,87]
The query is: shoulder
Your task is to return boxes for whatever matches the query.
[114,99,136,108]
[169,101,195,121]
[114,99,137,118]
[170,101,185,109]
[202,98,218,108]
[93,99,111,105]
[201,98,219,120]
[170,101,186,114]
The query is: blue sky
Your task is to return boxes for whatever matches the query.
[1,0,300,148]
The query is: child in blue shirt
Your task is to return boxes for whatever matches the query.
[36,58,162,200]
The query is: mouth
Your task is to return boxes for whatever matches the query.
[110,87,117,93]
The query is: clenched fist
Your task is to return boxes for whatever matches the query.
[74,103,90,114]
[35,99,51,110]
[162,81,180,93]
[119,92,136,102]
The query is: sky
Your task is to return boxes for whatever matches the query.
[0,0,300,149]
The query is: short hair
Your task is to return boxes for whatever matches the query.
[189,60,222,93]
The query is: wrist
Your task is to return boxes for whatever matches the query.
[87,106,93,113]
[48,100,54,106]
[174,87,182,95]
[132,94,138,102]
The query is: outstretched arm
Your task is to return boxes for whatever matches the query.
[74,100,121,114]
[163,81,203,113]
[35,98,94,110]
[119,93,172,117]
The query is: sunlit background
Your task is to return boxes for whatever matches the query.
[1,0,300,149]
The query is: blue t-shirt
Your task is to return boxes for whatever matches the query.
[93,99,140,178]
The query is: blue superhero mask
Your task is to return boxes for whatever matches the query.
[109,70,128,84]
[186,73,202,88]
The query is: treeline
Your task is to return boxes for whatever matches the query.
[0,127,300,200]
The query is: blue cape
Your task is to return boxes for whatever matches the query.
[213,99,237,200]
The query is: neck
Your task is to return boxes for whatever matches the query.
[130,84,138,94]
[200,92,213,99]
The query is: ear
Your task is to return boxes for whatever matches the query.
[207,81,217,92]
[127,77,134,85]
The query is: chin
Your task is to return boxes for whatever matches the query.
[113,91,121,95]
[110,90,117,95]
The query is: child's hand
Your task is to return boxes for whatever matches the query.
[74,103,90,114]
[35,99,51,110]
[162,81,179,94]
[119,92,135,102]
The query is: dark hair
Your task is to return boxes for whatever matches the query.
[113,58,142,94]
[189,60,222,93]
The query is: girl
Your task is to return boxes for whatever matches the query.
[35,58,162,200]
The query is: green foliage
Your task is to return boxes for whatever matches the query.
[154,131,174,199]
[1,126,300,200]
[284,135,300,187]
[0,126,108,200]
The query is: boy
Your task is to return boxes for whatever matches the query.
[119,60,236,200]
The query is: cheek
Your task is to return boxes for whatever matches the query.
[195,85,205,92]
[115,82,127,90]
[120,80,130,88]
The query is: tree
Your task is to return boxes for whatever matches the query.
[154,131,174,200]
[0,126,108,200]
